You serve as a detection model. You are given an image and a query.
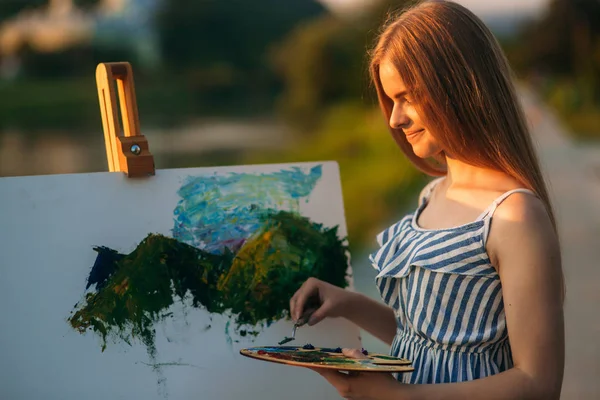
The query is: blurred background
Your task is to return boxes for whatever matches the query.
[0,0,598,398]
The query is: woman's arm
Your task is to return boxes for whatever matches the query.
[344,291,398,346]
[290,278,398,346]
[398,194,565,400]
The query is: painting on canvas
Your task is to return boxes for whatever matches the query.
[0,161,361,400]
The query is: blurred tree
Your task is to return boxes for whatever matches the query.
[269,16,365,130]
[504,0,600,138]
[0,1,46,22]
[74,0,101,9]
[154,0,327,106]
[18,43,138,78]
[0,0,99,22]
[270,0,412,131]
[517,0,600,77]
[1,0,117,79]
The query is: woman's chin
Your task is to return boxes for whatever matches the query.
[410,142,441,160]
[411,146,432,159]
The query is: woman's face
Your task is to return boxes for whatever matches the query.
[379,58,443,159]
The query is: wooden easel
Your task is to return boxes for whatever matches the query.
[96,62,155,177]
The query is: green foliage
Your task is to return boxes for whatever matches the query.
[155,0,326,71]
[270,0,413,131]
[17,43,139,79]
[0,1,46,22]
[269,15,368,130]
[153,0,327,107]
[542,78,600,140]
[73,0,101,9]
[505,0,600,140]
[0,0,99,21]
[0,75,199,131]
[516,0,600,77]
[0,77,100,130]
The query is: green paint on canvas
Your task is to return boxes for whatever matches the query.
[67,210,349,354]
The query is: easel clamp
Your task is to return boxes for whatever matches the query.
[96,62,155,177]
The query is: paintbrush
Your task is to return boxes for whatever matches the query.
[278,307,316,345]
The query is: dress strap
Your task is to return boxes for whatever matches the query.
[476,188,537,221]
[479,188,537,246]
[419,177,445,206]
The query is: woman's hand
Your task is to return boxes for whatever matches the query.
[291,278,398,345]
[290,277,355,326]
[310,348,402,400]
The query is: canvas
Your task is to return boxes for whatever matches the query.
[0,161,362,400]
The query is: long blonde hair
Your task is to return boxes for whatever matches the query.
[368,0,557,232]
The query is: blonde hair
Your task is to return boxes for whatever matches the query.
[368,0,557,232]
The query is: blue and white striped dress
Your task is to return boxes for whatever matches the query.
[369,178,535,384]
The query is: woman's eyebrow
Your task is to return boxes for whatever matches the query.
[393,90,409,99]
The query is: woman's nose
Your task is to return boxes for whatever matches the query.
[389,106,410,129]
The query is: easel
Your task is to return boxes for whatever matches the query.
[96,62,155,177]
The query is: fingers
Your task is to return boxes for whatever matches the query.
[290,278,319,321]
[296,306,318,326]
[312,368,351,386]
[289,294,298,321]
[342,348,369,359]
[289,287,304,321]
[310,368,356,399]
[306,303,329,326]
[291,290,310,322]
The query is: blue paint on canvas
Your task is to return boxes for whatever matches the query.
[172,165,322,253]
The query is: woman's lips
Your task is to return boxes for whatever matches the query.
[405,129,424,140]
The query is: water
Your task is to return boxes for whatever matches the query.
[0,118,293,177]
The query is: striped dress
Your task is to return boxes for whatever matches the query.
[369,178,535,384]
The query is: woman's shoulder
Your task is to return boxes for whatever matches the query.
[487,190,559,267]
[492,190,551,228]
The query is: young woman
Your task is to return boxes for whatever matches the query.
[289,1,565,399]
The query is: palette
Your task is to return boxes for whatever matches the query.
[240,345,414,373]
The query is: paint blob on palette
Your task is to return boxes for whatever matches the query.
[240,346,414,373]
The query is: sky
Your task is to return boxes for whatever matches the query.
[320,0,552,17]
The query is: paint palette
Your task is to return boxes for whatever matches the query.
[240,346,414,373]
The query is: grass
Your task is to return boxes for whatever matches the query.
[0,75,275,133]
[539,78,600,142]
[553,108,600,141]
